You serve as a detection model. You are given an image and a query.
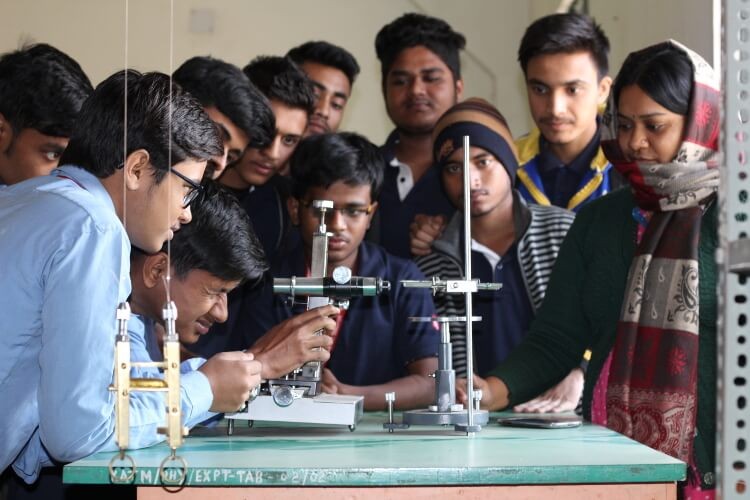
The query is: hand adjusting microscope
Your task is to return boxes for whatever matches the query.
[226,200,390,434]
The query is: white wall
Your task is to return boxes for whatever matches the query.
[0,0,715,145]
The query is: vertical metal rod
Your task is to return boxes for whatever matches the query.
[438,322,452,371]
[311,204,330,278]
[462,135,475,434]
[301,201,333,388]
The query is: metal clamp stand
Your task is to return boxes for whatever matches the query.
[383,136,501,436]
[108,301,188,485]
[226,200,389,433]
[384,315,489,430]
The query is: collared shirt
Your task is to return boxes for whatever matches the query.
[372,130,455,259]
[536,125,602,208]
[0,166,210,483]
[471,239,501,270]
[389,157,414,201]
[231,238,439,385]
[471,241,534,377]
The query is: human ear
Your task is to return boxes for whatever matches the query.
[123,149,151,190]
[455,79,464,101]
[142,252,168,289]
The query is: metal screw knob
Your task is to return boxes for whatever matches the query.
[473,390,483,410]
[385,391,396,426]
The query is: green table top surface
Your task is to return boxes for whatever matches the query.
[63,412,685,487]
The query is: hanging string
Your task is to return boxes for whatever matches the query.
[164,0,174,303]
[121,0,176,304]
[122,0,128,231]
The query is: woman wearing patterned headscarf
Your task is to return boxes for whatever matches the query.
[466,40,720,498]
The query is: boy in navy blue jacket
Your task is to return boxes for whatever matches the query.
[232,132,439,410]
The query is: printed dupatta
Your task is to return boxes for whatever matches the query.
[593,40,720,468]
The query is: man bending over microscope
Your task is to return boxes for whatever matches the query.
[230,132,439,410]
[128,180,340,393]
[0,71,258,497]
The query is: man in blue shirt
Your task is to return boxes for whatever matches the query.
[130,181,337,381]
[369,13,465,258]
[0,70,261,488]
[173,56,275,181]
[232,133,439,411]
[0,43,92,186]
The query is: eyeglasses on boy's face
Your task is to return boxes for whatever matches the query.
[116,161,204,208]
[170,168,203,208]
[300,200,374,221]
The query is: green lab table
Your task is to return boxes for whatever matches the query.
[63,412,685,499]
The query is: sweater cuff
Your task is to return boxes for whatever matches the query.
[487,363,534,408]
[579,349,592,373]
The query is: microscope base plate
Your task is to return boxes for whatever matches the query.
[226,394,364,428]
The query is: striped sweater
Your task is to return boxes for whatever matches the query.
[415,192,575,377]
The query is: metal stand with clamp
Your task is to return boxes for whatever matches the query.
[226,200,390,434]
[383,314,490,430]
[382,136,501,436]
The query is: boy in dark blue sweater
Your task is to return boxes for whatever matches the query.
[232,133,439,410]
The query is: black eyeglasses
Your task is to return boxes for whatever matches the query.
[170,169,203,208]
[300,200,374,221]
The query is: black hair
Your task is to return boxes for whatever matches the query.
[173,56,275,148]
[243,56,316,115]
[0,43,93,137]
[286,41,361,87]
[518,13,610,78]
[612,44,693,116]
[59,70,223,180]
[289,132,384,200]
[168,180,268,283]
[375,13,466,84]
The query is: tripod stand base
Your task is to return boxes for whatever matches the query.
[402,408,489,427]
